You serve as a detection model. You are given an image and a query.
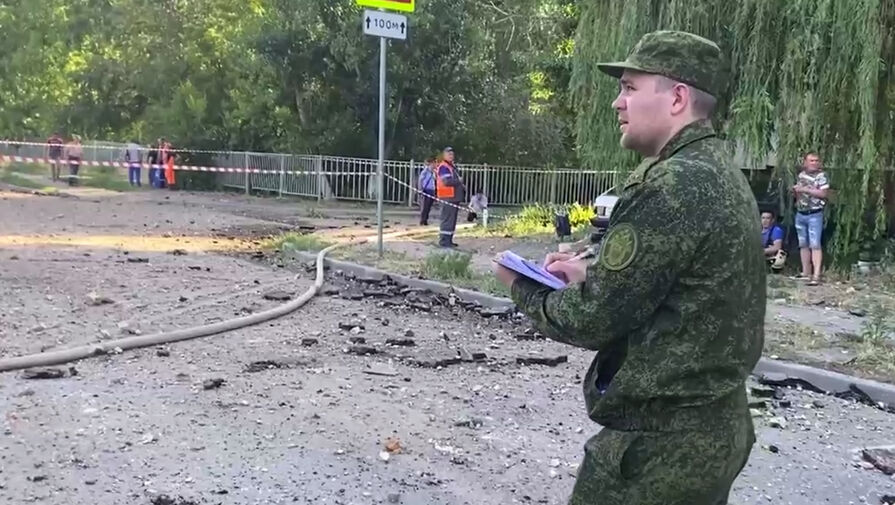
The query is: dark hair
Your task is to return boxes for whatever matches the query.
[425,157,436,164]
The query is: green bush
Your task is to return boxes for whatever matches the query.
[502,202,596,236]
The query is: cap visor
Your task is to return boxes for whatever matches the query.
[596,62,643,79]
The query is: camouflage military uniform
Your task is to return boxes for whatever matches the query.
[510,31,766,505]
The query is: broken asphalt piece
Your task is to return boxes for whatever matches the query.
[363,366,399,377]
[457,348,487,362]
[404,329,415,337]
[27,475,47,482]
[862,447,895,475]
[202,378,225,390]
[750,385,776,398]
[301,338,319,347]
[342,291,365,301]
[126,257,149,263]
[156,348,171,357]
[187,265,202,271]
[408,302,431,312]
[478,306,514,318]
[767,416,787,429]
[320,287,340,296]
[848,308,867,317]
[454,418,484,429]
[21,368,66,380]
[262,290,292,301]
[834,384,875,404]
[150,495,201,505]
[349,336,367,344]
[363,289,392,298]
[776,400,792,409]
[747,399,768,410]
[339,320,365,332]
[386,338,416,347]
[178,296,189,303]
[516,355,569,367]
[86,292,115,306]
[881,495,895,505]
[244,360,287,373]
[514,329,546,341]
[346,345,379,356]
[168,249,188,256]
[415,357,462,369]
[756,372,826,394]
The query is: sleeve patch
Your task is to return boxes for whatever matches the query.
[599,223,639,271]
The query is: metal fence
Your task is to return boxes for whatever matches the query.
[214,154,620,208]
[0,140,620,207]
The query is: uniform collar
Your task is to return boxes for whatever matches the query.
[656,119,716,162]
[623,119,716,190]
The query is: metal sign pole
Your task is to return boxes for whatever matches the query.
[377,35,386,258]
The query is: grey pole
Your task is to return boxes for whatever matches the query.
[377,35,387,257]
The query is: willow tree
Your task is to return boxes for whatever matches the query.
[571,0,895,269]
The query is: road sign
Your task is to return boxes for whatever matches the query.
[363,10,407,40]
[356,0,414,13]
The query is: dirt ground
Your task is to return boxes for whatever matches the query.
[2,186,895,505]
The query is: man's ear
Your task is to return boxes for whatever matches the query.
[670,83,690,116]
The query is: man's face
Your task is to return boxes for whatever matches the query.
[803,154,821,172]
[612,70,675,156]
[761,212,774,229]
[444,151,454,163]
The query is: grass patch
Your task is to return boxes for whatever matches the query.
[420,251,508,297]
[80,167,133,192]
[0,170,55,191]
[850,303,895,378]
[5,162,48,175]
[269,232,333,252]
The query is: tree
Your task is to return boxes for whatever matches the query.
[571,0,895,268]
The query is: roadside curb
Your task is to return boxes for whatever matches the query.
[288,251,895,410]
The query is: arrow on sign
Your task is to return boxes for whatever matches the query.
[400,22,405,34]
[366,16,371,29]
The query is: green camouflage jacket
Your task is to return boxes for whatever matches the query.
[511,120,766,432]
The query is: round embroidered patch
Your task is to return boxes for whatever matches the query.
[599,223,639,271]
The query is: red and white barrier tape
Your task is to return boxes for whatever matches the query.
[1,155,313,176]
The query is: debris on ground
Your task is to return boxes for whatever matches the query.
[202,378,225,390]
[21,368,66,380]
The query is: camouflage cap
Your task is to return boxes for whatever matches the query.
[597,30,726,97]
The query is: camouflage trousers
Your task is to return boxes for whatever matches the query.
[568,413,755,505]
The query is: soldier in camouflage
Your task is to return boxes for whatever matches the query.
[495,30,766,504]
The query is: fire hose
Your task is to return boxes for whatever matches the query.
[0,227,454,373]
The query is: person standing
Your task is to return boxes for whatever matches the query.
[46,132,64,181]
[793,152,829,285]
[435,147,465,248]
[147,139,161,188]
[494,31,765,504]
[418,157,437,225]
[125,139,143,187]
[64,136,83,186]
[163,140,176,189]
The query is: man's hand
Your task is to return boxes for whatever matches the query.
[494,263,520,288]
[547,258,588,284]
[543,252,574,269]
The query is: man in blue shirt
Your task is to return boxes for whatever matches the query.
[418,157,436,225]
[761,210,785,265]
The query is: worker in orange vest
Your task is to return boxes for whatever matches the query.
[435,146,466,248]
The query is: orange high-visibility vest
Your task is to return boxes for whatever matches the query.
[435,162,455,199]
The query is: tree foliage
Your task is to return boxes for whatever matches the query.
[571,0,895,268]
[0,0,579,166]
